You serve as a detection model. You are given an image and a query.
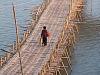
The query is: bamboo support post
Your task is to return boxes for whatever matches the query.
[0,57,3,67]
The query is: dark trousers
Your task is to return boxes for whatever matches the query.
[42,37,47,46]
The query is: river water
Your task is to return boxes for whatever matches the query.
[71,0,100,75]
[0,0,42,55]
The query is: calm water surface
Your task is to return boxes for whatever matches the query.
[71,0,100,75]
[0,0,42,55]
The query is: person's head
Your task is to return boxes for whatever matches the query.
[43,26,46,29]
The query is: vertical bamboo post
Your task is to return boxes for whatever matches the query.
[58,69,61,75]
[0,57,3,67]
[13,43,15,53]
[61,55,68,75]
[12,3,24,75]
[55,70,57,75]
[70,0,73,11]
[65,48,72,70]
[4,55,7,62]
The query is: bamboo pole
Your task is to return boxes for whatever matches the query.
[58,69,61,75]
[0,57,3,67]
[62,61,69,75]
[12,3,24,75]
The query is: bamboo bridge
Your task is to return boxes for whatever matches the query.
[0,0,84,75]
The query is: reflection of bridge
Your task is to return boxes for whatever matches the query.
[0,0,84,75]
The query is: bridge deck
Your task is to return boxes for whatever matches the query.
[0,0,69,75]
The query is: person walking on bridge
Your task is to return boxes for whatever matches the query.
[41,26,49,46]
